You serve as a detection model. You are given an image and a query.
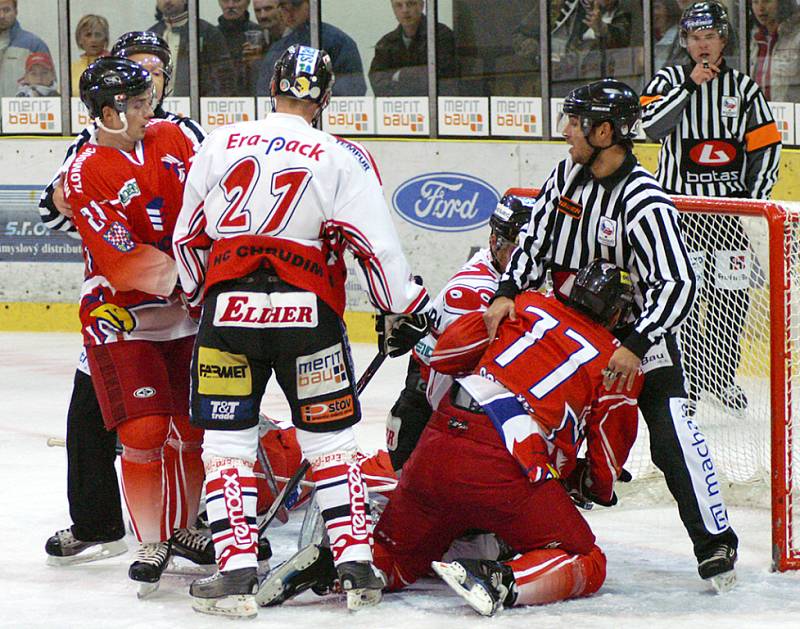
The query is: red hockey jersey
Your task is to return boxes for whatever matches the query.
[63,119,197,346]
[433,291,643,501]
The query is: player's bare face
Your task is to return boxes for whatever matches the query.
[124,91,156,141]
[128,54,167,102]
[562,115,594,164]
[686,30,725,65]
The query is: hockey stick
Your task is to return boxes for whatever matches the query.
[258,351,387,535]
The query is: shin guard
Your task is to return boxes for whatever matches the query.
[118,415,169,543]
[204,458,259,572]
[507,545,606,606]
[163,416,204,531]
[311,452,373,565]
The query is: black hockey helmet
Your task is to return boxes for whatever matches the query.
[270,45,335,108]
[79,56,153,120]
[679,1,730,47]
[111,31,173,95]
[560,79,641,144]
[566,259,635,326]
[490,195,532,244]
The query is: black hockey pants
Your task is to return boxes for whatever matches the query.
[66,370,125,541]
[622,331,739,561]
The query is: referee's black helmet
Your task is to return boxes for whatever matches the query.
[679,1,730,47]
[560,79,641,144]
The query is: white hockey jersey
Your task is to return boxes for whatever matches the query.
[174,112,428,316]
[416,247,500,408]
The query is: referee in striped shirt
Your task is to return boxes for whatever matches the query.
[483,78,738,592]
[641,0,781,415]
[641,1,781,415]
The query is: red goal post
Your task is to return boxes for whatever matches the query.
[504,187,800,571]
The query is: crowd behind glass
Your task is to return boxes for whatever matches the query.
[0,0,797,140]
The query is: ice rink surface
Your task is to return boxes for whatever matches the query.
[2,332,800,628]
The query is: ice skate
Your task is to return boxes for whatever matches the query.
[190,567,259,619]
[707,384,748,417]
[337,560,386,610]
[129,541,171,599]
[170,526,215,566]
[432,558,516,616]
[45,527,126,566]
[256,544,337,607]
[698,544,737,593]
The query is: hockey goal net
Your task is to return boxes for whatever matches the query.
[506,189,800,571]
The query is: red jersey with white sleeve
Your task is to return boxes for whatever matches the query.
[416,247,499,409]
[433,291,642,502]
[173,112,428,317]
[63,119,197,346]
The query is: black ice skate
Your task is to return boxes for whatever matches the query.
[698,544,738,593]
[708,384,749,416]
[170,526,215,566]
[129,541,171,599]
[256,544,338,607]
[45,527,126,566]
[190,567,259,618]
[431,558,517,616]
[337,560,387,610]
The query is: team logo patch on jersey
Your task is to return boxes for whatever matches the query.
[597,217,617,246]
[296,343,351,398]
[161,154,186,182]
[721,96,739,117]
[557,195,582,218]
[299,394,355,424]
[117,179,141,207]
[213,292,318,328]
[103,222,135,252]
[197,347,253,396]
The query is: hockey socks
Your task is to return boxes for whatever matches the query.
[204,458,259,572]
[118,415,204,542]
[506,545,606,606]
[311,452,374,565]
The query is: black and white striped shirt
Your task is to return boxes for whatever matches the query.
[37,108,206,234]
[641,62,781,199]
[495,152,697,359]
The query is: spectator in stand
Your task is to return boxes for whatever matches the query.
[216,0,260,94]
[16,51,58,96]
[768,4,800,102]
[253,0,288,47]
[749,0,798,100]
[255,0,366,96]
[368,0,456,97]
[70,15,109,95]
[149,0,233,96]
[0,0,51,97]
[653,0,684,71]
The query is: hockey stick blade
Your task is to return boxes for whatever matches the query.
[258,351,387,535]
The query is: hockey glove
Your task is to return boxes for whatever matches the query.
[376,311,432,358]
[562,458,630,509]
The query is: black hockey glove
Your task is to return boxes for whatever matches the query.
[562,458,631,510]
[376,311,432,358]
